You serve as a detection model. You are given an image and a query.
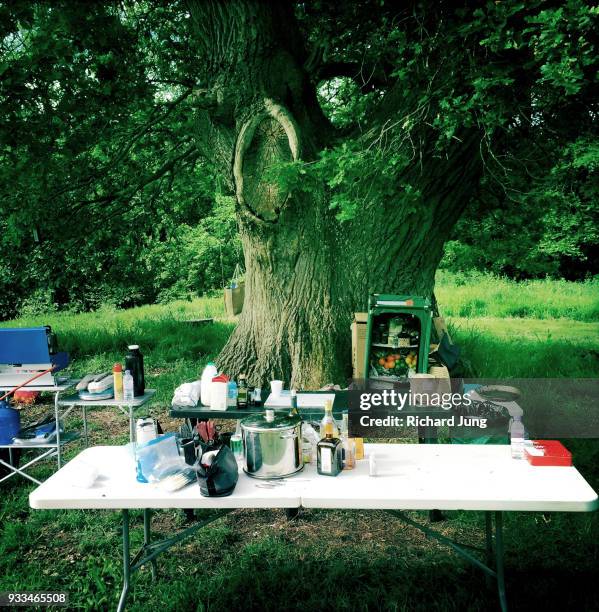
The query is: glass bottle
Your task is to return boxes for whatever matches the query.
[320,399,338,439]
[340,413,356,470]
[317,432,343,476]
[289,389,298,416]
[230,421,243,468]
[237,374,248,409]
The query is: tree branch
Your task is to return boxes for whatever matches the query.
[47,88,194,202]
[71,145,200,212]
[315,61,389,93]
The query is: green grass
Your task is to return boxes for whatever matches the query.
[0,297,232,405]
[0,275,598,610]
[436,270,599,321]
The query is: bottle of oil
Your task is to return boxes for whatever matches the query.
[237,374,248,409]
[289,389,298,416]
[320,399,338,438]
[317,431,343,476]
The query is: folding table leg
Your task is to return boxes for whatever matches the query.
[485,511,493,588]
[129,405,135,442]
[143,509,157,580]
[82,406,89,447]
[54,391,62,469]
[117,510,131,612]
[495,511,508,612]
[0,456,43,485]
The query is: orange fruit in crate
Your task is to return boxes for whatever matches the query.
[378,357,386,366]
[386,359,396,369]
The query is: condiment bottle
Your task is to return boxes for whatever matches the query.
[237,374,248,408]
[340,413,356,470]
[320,399,338,438]
[113,363,124,401]
[289,389,298,416]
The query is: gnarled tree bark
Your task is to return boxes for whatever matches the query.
[187,1,482,388]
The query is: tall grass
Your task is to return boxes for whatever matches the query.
[436,270,599,321]
[0,297,231,404]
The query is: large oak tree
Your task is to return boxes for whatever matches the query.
[1,1,595,384]
[185,0,597,387]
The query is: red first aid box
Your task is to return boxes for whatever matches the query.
[525,440,572,467]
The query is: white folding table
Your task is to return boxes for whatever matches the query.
[29,443,598,612]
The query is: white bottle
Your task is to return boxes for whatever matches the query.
[510,415,525,459]
[123,370,135,401]
[200,362,218,407]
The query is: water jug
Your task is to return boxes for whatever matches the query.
[200,362,218,406]
[0,400,20,444]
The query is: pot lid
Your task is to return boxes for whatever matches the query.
[241,410,301,431]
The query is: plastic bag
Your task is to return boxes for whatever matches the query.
[136,433,186,483]
[171,381,202,407]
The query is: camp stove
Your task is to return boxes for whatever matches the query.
[0,327,69,389]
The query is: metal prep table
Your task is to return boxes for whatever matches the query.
[170,389,349,421]
[57,390,156,444]
[0,379,78,485]
[170,389,449,432]
[29,443,598,611]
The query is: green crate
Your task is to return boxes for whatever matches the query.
[363,294,433,381]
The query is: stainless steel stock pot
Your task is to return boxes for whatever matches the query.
[240,409,303,479]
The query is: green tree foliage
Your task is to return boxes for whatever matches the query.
[0,1,597,319]
[0,1,241,318]
[444,136,599,279]
[296,1,598,277]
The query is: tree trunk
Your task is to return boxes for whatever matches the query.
[188,1,482,388]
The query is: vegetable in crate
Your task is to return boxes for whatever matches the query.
[405,352,417,369]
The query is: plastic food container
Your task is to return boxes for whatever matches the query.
[524,440,572,467]
[210,374,229,411]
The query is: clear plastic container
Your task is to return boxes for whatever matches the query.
[123,370,134,401]
[510,415,525,459]
[230,422,243,467]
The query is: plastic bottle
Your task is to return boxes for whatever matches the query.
[231,421,243,468]
[123,370,135,401]
[125,345,145,397]
[510,415,525,459]
[227,380,238,407]
[200,362,218,407]
[113,363,124,401]
[210,375,228,411]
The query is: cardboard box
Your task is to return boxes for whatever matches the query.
[351,312,368,379]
